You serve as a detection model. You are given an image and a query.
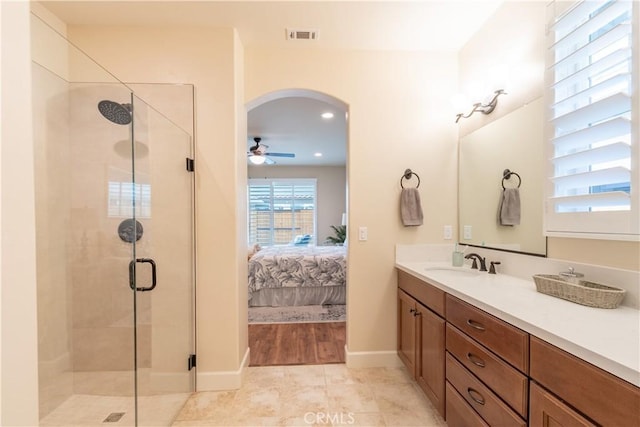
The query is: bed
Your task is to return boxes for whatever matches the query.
[248,245,347,307]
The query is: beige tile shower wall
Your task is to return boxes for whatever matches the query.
[66,25,244,377]
[143,100,194,394]
[32,61,74,419]
[67,83,151,374]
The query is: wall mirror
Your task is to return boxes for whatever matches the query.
[458,97,547,256]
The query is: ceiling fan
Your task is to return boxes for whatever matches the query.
[247,137,295,165]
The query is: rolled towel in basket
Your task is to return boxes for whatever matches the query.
[400,188,424,226]
[498,188,521,226]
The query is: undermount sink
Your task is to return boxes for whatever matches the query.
[424,266,480,277]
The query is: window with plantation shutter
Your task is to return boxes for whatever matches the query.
[544,0,639,238]
[108,181,151,218]
[248,178,317,246]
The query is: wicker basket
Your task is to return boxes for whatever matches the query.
[532,274,626,309]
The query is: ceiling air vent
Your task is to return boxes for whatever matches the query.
[286,28,319,41]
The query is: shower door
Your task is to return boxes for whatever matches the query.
[32,12,195,425]
[129,93,195,425]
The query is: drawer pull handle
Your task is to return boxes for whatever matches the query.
[467,387,486,405]
[466,319,486,331]
[466,352,486,368]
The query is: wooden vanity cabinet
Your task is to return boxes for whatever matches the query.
[397,270,446,417]
[396,268,640,427]
[446,381,490,427]
[530,336,640,426]
[445,294,529,426]
[446,295,529,373]
[529,382,596,427]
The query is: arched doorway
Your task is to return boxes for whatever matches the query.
[245,89,349,366]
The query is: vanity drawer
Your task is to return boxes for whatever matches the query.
[446,353,526,427]
[397,269,445,317]
[446,324,528,418]
[445,381,489,427]
[446,295,529,373]
[530,336,640,426]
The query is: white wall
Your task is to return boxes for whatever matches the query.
[1,2,40,425]
[245,47,460,361]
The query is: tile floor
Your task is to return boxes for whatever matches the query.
[171,364,447,426]
[39,393,191,426]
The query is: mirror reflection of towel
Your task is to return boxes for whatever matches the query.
[498,188,521,226]
[401,188,424,226]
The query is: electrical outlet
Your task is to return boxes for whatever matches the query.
[463,225,472,240]
[358,226,368,241]
[443,225,453,240]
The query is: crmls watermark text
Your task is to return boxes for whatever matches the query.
[304,412,356,425]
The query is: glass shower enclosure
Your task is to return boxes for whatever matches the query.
[31,13,195,426]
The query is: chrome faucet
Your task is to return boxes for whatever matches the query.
[464,253,487,271]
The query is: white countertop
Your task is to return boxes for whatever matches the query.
[396,260,640,387]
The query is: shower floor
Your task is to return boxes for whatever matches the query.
[40,367,193,426]
[39,393,190,426]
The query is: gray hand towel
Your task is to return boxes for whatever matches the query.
[498,188,521,226]
[401,188,424,226]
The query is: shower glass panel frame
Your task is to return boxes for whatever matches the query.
[31,12,195,426]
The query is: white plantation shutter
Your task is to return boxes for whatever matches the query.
[247,179,317,246]
[545,0,639,238]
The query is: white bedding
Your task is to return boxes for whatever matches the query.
[248,245,347,307]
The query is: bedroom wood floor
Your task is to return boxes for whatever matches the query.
[249,322,346,366]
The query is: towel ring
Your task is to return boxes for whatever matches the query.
[401,168,420,189]
[502,169,521,189]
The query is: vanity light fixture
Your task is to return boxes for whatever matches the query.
[455,89,507,123]
[321,112,334,119]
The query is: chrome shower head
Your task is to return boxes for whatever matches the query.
[98,100,132,125]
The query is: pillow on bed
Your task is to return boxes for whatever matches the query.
[247,243,261,260]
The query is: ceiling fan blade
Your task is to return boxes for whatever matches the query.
[264,157,276,165]
[265,152,295,158]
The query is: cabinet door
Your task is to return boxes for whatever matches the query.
[416,302,445,417]
[529,382,596,427]
[530,336,640,426]
[397,289,416,376]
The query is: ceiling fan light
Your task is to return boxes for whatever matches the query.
[249,155,266,165]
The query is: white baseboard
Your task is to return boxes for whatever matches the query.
[196,347,250,391]
[344,345,403,368]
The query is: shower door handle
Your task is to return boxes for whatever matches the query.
[129,258,157,292]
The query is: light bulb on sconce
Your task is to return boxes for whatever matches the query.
[455,89,507,123]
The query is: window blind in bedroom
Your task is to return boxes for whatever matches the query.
[248,178,317,246]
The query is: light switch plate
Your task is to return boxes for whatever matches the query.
[463,225,472,240]
[358,226,368,241]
